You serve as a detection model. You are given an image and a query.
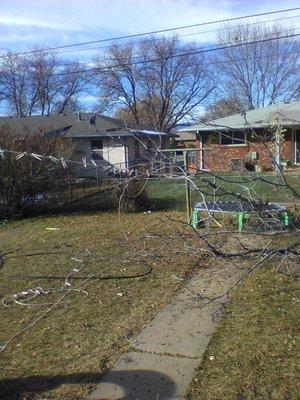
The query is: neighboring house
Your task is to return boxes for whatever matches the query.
[173,123,195,147]
[0,113,172,177]
[170,123,199,173]
[177,101,300,172]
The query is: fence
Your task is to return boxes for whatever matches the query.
[1,151,298,220]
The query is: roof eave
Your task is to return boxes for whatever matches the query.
[182,121,300,132]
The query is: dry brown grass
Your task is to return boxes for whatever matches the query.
[0,211,199,400]
[186,267,299,400]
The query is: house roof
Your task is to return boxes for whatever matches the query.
[174,130,196,141]
[179,101,300,132]
[171,123,196,142]
[0,112,172,138]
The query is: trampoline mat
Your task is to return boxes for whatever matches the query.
[194,201,287,214]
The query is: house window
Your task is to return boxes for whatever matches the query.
[91,139,103,161]
[220,131,246,146]
[91,140,103,150]
[187,151,196,165]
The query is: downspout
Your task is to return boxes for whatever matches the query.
[197,130,203,171]
[125,141,129,170]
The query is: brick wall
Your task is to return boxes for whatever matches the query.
[196,130,293,172]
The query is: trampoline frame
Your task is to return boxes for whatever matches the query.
[192,201,289,232]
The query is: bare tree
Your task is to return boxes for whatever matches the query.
[93,36,216,131]
[202,97,245,121]
[0,49,88,116]
[55,61,89,114]
[115,96,166,126]
[27,49,60,115]
[215,23,300,109]
[0,52,34,116]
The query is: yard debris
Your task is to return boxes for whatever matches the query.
[2,287,50,306]
[171,274,184,281]
[2,285,89,307]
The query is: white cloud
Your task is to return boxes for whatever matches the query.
[0,0,299,51]
[79,94,98,103]
[0,13,74,30]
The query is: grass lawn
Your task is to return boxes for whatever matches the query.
[1,172,298,400]
[48,172,300,216]
[0,211,199,400]
[186,267,299,400]
[146,173,300,212]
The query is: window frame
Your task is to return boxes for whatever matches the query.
[91,139,104,161]
[91,139,103,151]
[219,130,247,146]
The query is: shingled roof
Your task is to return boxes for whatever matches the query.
[0,112,171,138]
[180,101,300,132]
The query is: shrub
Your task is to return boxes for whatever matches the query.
[116,179,148,212]
[0,127,75,218]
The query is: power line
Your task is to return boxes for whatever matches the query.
[212,49,299,66]
[89,29,300,69]
[0,33,298,84]
[42,14,300,57]
[3,47,299,84]
[52,23,300,68]
[2,33,299,80]
[1,7,299,58]
[44,24,300,69]
[0,33,298,98]
[34,33,300,78]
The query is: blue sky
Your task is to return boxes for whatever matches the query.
[1,0,299,56]
[0,0,299,110]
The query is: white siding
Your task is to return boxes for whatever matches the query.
[73,136,164,178]
[103,144,126,170]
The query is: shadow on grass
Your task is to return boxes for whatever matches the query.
[1,179,189,221]
[1,197,184,223]
[1,370,176,400]
[149,198,185,211]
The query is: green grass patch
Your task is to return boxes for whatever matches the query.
[186,268,299,400]
[17,173,299,218]
[146,173,300,212]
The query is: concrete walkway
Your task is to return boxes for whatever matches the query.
[87,265,241,400]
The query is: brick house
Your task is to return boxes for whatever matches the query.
[177,101,300,172]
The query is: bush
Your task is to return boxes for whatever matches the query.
[0,127,75,218]
[116,179,149,212]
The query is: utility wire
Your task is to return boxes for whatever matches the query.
[28,14,300,57]
[0,34,298,83]
[5,44,300,75]
[52,22,300,67]
[48,46,300,72]
[1,7,299,57]
[28,33,300,78]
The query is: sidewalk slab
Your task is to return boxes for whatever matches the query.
[87,265,241,400]
[131,266,240,358]
[87,351,199,400]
